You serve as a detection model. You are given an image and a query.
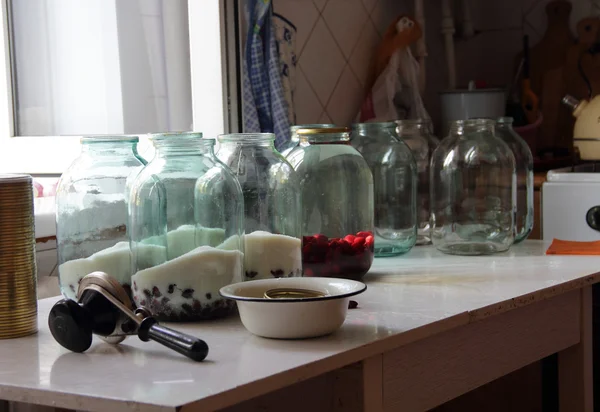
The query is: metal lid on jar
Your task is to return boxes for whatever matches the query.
[296,127,349,135]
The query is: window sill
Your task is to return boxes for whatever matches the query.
[35,196,56,241]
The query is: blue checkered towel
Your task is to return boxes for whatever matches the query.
[243,0,291,151]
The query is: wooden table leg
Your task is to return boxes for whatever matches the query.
[362,354,383,412]
[559,286,593,412]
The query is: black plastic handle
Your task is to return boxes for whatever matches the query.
[587,206,600,232]
[138,317,209,362]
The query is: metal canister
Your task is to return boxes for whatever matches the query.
[0,174,38,339]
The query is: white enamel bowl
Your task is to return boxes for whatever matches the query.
[219,277,367,339]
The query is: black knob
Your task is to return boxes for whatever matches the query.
[586,206,600,231]
[138,317,209,362]
[48,299,93,353]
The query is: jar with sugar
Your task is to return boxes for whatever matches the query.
[56,135,147,300]
[217,133,301,280]
[128,132,244,321]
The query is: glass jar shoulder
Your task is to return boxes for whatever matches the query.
[433,135,515,167]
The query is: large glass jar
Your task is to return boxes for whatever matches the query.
[216,133,301,280]
[494,117,534,243]
[56,136,146,300]
[128,133,244,321]
[396,119,439,245]
[280,124,337,158]
[287,127,374,280]
[351,122,417,256]
[430,119,516,255]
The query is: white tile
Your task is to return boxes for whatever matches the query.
[349,20,380,87]
[273,0,320,53]
[312,0,329,12]
[362,0,379,15]
[326,65,363,126]
[318,111,333,124]
[468,0,522,31]
[369,0,412,36]
[299,18,346,105]
[294,67,324,124]
[322,0,369,59]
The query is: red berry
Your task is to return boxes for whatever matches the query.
[365,235,374,247]
[356,231,371,238]
[304,268,314,277]
[314,234,328,243]
[352,237,365,249]
[344,235,356,244]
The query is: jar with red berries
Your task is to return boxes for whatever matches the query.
[351,122,418,256]
[128,133,244,321]
[216,133,302,281]
[287,127,374,280]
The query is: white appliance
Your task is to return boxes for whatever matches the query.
[542,163,600,241]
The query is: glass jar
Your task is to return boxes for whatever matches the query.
[396,119,439,245]
[494,117,534,243]
[280,124,337,158]
[351,122,417,256]
[430,119,516,255]
[56,136,147,300]
[216,133,302,280]
[128,133,244,321]
[287,127,374,280]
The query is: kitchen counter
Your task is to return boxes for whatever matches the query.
[0,241,598,412]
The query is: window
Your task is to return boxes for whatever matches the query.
[0,0,240,174]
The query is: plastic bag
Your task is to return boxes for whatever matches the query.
[358,47,430,124]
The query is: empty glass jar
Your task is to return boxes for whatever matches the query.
[128,133,244,321]
[430,119,516,255]
[351,122,417,256]
[56,136,146,300]
[287,127,374,280]
[396,119,439,245]
[495,117,534,243]
[280,124,337,158]
[217,133,302,280]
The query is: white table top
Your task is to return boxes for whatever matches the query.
[2,241,600,412]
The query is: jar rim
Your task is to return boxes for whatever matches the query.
[352,122,396,130]
[395,118,431,126]
[296,127,350,136]
[218,133,275,143]
[81,135,139,144]
[290,124,337,133]
[149,132,204,141]
[453,118,496,127]
[496,117,514,124]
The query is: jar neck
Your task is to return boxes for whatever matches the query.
[396,119,430,135]
[353,122,397,134]
[450,119,496,135]
[81,139,139,157]
[495,117,514,132]
[218,133,275,149]
[151,133,214,157]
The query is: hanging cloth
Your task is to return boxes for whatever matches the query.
[243,0,291,150]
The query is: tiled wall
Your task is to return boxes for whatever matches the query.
[274,0,600,134]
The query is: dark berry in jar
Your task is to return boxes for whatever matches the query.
[302,231,374,280]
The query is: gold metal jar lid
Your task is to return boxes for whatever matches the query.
[295,127,350,136]
[263,288,327,299]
